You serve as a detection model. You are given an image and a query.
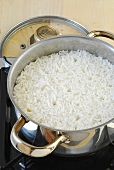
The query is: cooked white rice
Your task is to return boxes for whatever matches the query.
[13,50,114,130]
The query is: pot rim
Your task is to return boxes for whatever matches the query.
[7,34,114,133]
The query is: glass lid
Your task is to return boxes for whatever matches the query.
[0,16,89,58]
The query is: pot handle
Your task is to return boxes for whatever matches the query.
[87,30,114,40]
[10,116,68,157]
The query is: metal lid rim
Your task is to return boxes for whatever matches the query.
[0,15,89,58]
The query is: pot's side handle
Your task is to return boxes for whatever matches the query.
[10,117,67,157]
[87,30,114,40]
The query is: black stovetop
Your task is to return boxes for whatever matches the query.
[1,67,114,170]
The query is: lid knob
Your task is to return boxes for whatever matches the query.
[34,25,59,41]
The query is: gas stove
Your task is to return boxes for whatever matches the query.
[0,58,114,170]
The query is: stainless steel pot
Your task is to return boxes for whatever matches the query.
[8,31,114,157]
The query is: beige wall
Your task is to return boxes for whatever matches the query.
[0,0,114,42]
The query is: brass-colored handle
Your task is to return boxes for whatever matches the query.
[87,30,114,40]
[10,117,67,157]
